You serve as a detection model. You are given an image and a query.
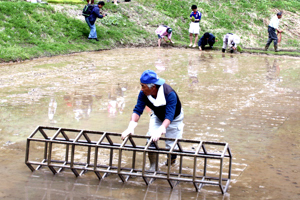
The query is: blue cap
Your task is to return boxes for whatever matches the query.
[140,70,165,85]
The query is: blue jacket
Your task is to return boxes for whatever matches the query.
[133,84,182,122]
[190,11,202,23]
[87,6,103,25]
[198,33,215,47]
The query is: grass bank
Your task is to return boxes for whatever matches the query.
[0,1,151,62]
[0,0,299,62]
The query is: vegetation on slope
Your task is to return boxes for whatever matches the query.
[0,1,150,62]
[135,0,300,48]
[0,0,299,62]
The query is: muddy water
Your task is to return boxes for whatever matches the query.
[0,48,300,200]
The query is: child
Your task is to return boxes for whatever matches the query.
[155,25,174,47]
[189,5,202,47]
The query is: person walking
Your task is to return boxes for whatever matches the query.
[121,70,184,171]
[189,5,202,47]
[155,25,174,47]
[85,1,106,41]
[198,32,216,51]
[265,12,283,52]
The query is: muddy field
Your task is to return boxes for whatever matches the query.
[0,48,299,199]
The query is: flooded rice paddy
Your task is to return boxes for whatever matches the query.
[0,48,300,200]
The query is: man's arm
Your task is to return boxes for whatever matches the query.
[94,7,104,18]
[121,92,145,140]
[133,91,146,116]
[130,113,140,122]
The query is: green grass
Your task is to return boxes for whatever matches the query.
[47,0,83,4]
[0,0,299,62]
[0,1,151,62]
[136,0,300,49]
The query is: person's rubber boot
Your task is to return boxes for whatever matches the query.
[165,158,176,166]
[274,45,279,52]
[148,152,157,171]
[265,44,269,51]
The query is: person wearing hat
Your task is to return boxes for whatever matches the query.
[198,32,217,51]
[222,33,240,53]
[85,1,106,41]
[265,12,283,52]
[155,25,174,47]
[121,70,184,171]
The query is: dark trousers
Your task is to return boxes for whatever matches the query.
[266,26,278,46]
[201,41,215,50]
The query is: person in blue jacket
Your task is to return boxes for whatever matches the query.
[121,70,184,171]
[86,1,106,41]
[198,32,216,51]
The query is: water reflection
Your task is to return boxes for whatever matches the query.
[48,97,57,123]
[188,53,199,88]
[0,48,300,199]
[222,54,239,74]
[25,173,231,200]
[265,58,281,82]
[63,93,94,121]
[155,51,170,72]
[107,83,127,117]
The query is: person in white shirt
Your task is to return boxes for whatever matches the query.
[222,33,240,53]
[265,12,283,52]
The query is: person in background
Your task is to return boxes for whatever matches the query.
[86,1,106,41]
[265,12,283,52]
[222,33,240,53]
[87,0,94,4]
[155,25,174,47]
[121,70,184,171]
[189,5,202,48]
[198,32,216,51]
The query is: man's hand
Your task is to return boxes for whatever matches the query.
[199,46,202,51]
[151,125,166,142]
[121,121,137,140]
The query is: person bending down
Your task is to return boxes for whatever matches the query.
[222,33,240,53]
[121,70,184,171]
[198,32,216,51]
[155,25,174,47]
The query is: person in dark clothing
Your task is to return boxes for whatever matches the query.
[85,1,106,41]
[265,12,283,52]
[198,32,216,51]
